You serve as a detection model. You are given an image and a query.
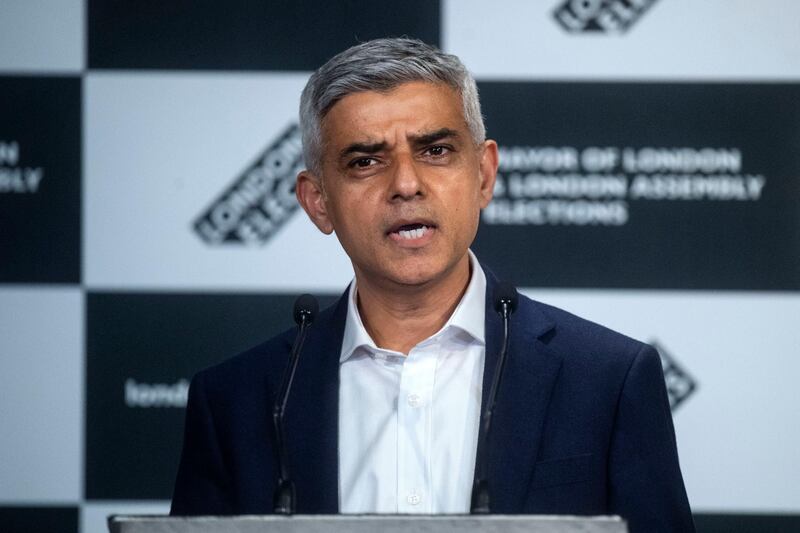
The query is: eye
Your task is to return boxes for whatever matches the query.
[349,157,378,168]
[424,145,452,157]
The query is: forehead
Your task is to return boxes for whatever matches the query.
[320,81,466,145]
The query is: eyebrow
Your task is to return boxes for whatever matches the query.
[337,128,461,160]
[410,128,460,147]
[339,141,386,159]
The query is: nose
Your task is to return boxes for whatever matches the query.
[389,153,424,202]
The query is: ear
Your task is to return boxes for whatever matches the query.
[296,170,334,234]
[477,140,499,208]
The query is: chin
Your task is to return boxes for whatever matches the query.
[391,272,437,287]
[385,258,451,287]
[354,248,465,288]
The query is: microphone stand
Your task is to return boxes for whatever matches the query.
[272,295,317,514]
[471,283,517,514]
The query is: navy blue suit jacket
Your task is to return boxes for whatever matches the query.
[171,272,694,532]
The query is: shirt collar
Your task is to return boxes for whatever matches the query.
[340,249,486,363]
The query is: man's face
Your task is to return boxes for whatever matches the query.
[297,81,497,290]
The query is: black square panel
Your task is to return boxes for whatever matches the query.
[85,291,337,500]
[0,76,81,283]
[0,506,78,533]
[88,0,440,71]
[474,82,800,290]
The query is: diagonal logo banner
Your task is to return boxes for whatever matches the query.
[553,0,659,33]
[193,123,303,245]
[652,341,698,411]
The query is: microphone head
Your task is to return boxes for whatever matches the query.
[293,293,319,325]
[494,282,519,315]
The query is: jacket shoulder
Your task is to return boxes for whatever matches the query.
[521,295,651,368]
[192,297,344,395]
[191,327,293,400]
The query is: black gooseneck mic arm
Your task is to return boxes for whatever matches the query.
[471,281,519,514]
[272,293,318,514]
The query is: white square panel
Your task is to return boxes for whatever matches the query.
[0,286,83,502]
[522,288,800,512]
[444,0,800,80]
[81,501,169,533]
[0,0,84,72]
[84,72,353,292]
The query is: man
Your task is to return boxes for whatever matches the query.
[171,38,694,531]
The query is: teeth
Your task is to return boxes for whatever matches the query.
[398,226,428,239]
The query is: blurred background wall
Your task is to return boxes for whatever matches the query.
[1,1,798,532]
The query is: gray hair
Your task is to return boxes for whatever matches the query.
[299,37,486,175]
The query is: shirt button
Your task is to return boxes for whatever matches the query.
[407,393,422,408]
[407,490,421,505]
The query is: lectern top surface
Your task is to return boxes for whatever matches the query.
[109,514,627,533]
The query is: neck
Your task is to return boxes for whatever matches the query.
[355,255,472,355]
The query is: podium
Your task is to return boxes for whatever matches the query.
[108,514,628,533]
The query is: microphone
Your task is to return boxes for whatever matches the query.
[272,293,319,514]
[471,281,518,514]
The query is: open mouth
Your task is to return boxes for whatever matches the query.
[387,221,436,241]
[395,223,429,239]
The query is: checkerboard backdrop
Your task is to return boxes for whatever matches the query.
[2,1,799,532]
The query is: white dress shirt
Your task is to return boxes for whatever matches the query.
[338,251,486,514]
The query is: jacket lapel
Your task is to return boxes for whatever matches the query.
[284,290,348,514]
[480,273,563,512]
